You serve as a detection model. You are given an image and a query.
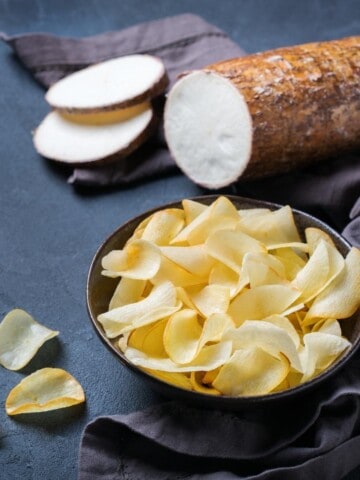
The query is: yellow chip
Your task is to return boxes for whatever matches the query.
[101,239,161,279]
[304,247,360,324]
[242,252,287,288]
[125,341,232,372]
[273,248,307,280]
[164,309,202,364]
[262,314,301,348]
[213,348,290,396]
[190,371,221,395]
[6,368,85,415]
[98,281,180,338]
[109,278,147,310]
[237,206,301,245]
[292,240,344,303]
[223,320,302,372]
[312,318,342,336]
[171,196,240,245]
[160,244,215,277]
[164,309,234,365]
[300,332,351,382]
[202,367,221,385]
[0,309,59,371]
[152,255,205,287]
[228,284,301,325]
[209,263,248,298]
[145,369,192,390]
[182,199,207,224]
[305,227,336,255]
[128,318,168,358]
[189,285,230,318]
[141,208,185,245]
[205,229,266,274]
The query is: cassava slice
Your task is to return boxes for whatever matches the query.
[33,102,156,166]
[45,55,168,113]
[164,36,360,189]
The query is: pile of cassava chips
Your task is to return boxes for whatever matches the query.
[97,196,360,397]
[34,55,168,166]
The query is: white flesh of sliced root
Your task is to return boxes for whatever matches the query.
[164,71,253,189]
[45,55,168,112]
[33,102,154,166]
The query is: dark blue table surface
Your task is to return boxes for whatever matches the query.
[0,1,359,478]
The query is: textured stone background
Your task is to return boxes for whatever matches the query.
[0,1,359,478]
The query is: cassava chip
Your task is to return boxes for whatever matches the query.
[182,199,207,224]
[171,196,239,245]
[151,255,205,287]
[213,348,290,396]
[0,309,59,371]
[125,341,232,372]
[6,368,85,415]
[97,281,179,338]
[190,372,221,395]
[292,240,344,302]
[262,314,300,348]
[209,263,248,298]
[128,318,168,358]
[188,285,230,318]
[164,310,233,364]
[223,320,302,371]
[228,285,301,325]
[313,318,342,336]
[305,227,336,255]
[109,278,147,310]
[101,239,161,279]
[241,252,287,287]
[145,369,192,390]
[237,206,301,245]
[205,229,266,274]
[164,309,202,364]
[304,247,360,324]
[160,244,215,277]
[141,209,185,245]
[300,332,351,382]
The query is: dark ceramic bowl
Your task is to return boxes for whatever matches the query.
[87,195,360,409]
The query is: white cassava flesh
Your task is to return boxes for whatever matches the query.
[164,71,253,189]
[33,102,155,166]
[45,55,168,112]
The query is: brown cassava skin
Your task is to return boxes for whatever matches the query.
[205,36,360,179]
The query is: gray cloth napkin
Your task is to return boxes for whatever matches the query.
[79,359,360,479]
[3,14,360,479]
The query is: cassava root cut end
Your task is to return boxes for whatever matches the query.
[164,36,360,189]
[164,71,253,189]
[45,54,168,113]
[33,102,157,166]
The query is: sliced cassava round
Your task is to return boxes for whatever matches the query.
[45,54,168,113]
[33,102,157,166]
[164,36,360,189]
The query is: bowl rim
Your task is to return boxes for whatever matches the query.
[86,194,360,406]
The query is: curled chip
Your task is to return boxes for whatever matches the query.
[6,368,85,415]
[98,196,359,397]
[0,309,59,371]
[213,348,290,396]
[102,239,161,279]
